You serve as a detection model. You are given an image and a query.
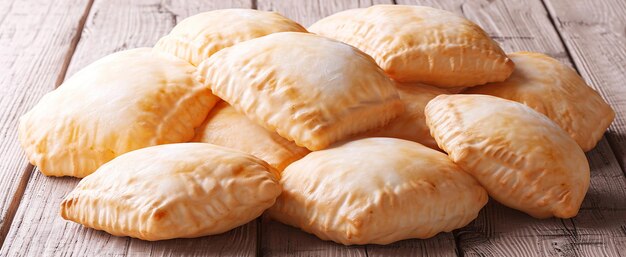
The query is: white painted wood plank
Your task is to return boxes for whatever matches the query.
[0,0,92,247]
[544,0,626,173]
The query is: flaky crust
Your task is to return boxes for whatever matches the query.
[425,94,590,218]
[358,82,448,150]
[269,138,488,245]
[309,5,514,87]
[154,9,306,66]
[61,143,281,241]
[197,32,404,151]
[193,101,309,171]
[464,52,615,151]
[18,48,218,177]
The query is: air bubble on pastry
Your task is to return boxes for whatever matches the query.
[309,5,514,87]
[269,137,488,245]
[358,82,447,150]
[193,101,309,171]
[18,48,218,177]
[425,94,590,218]
[154,9,307,66]
[197,32,404,151]
[61,143,281,241]
[464,51,614,151]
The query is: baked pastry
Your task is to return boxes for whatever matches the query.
[193,101,309,171]
[18,48,217,177]
[269,137,488,245]
[61,143,281,241]
[464,51,614,151]
[197,32,403,151]
[425,94,590,218]
[154,9,306,66]
[358,82,447,150]
[309,5,514,87]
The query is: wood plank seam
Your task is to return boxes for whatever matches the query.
[0,165,33,248]
[538,0,626,175]
[257,219,263,257]
[0,0,95,249]
[453,229,463,257]
[56,0,96,86]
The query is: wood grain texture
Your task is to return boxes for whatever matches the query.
[256,1,458,256]
[0,0,92,246]
[257,0,392,27]
[543,0,626,173]
[261,219,367,257]
[0,0,258,256]
[398,0,626,256]
[366,234,457,257]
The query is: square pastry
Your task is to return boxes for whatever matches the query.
[154,9,306,66]
[269,138,487,245]
[61,143,280,241]
[197,32,404,151]
[309,5,514,87]
[465,52,614,151]
[19,48,218,177]
[425,94,590,218]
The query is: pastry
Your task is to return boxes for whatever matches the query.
[425,94,590,218]
[61,143,281,241]
[309,5,514,87]
[18,48,217,177]
[269,137,488,245]
[154,9,306,66]
[464,51,614,151]
[193,101,309,171]
[358,82,447,150]
[197,32,403,151]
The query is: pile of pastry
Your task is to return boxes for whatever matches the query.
[18,5,614,245]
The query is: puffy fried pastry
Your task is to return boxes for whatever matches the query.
[425,94,590,218]
[309,5,514,87]
[269,138,488,245]
[198,32,403,151]
[18,48,217,177]
[61,143,281,241]
[154,9,306,66]
[359,82,447,150]
[193,101,309,171]
[464,52,614,151]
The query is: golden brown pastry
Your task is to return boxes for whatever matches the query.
[269,138,488,245]
[18,48,218,177]
[193,101,309,171]
[61,143,281,241]
[425,94,590,218]
[464,51,614,151]
[154,9,306,66]
[359,82,447,150]
[197,32,403,151]
[309,5,514,87]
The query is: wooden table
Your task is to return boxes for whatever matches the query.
[0,0,624,256]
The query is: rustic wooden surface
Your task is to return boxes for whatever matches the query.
[0,0,624,256]
[0,0,92,246]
